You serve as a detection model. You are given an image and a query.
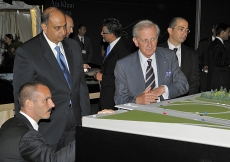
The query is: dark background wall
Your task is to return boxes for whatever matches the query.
[43,0,196,66]
[200,0,230,40]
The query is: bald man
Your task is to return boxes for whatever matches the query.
[65,14,74,38]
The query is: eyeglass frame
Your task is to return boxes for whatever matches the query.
[101,31,110,35]
[172,26,190,34]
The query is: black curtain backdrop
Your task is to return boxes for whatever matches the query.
[43,0,196,66]
[4,0,196,66]
[200,0,230,41]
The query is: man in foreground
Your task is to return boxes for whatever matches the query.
[0,81,75,162]
[114,20,189,105]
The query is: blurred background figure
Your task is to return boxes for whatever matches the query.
[197,23,218,92]
[73,24,93,65]
[65,14,74,38]
[2,34,22,67]
[94,18,131,111]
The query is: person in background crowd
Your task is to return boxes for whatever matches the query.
[158,17,200,96]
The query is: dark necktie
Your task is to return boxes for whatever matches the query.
[173,48,179,61]
[145,59,155,90]
[80,37,84,49]
[105,45,111,57]
[55,46,71,89]
[173,48,178,53]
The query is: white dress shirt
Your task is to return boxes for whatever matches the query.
[20,111,39,131]
[138,50,169,101]
[167,40,182,67]
[43,31,70,70]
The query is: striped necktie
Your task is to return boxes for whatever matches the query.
[145,59,155,90]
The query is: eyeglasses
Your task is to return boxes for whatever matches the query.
[174,26,190,34]
[101,31,109,35]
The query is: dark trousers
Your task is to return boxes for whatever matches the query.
[48,106,76,151]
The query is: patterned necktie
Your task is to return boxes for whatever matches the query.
[55,46,71,89]
[145,59,155,90]
[105,45,111,57]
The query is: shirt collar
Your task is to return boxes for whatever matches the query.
[216,36,224,44]
[20,111,39,131]
[138,49,155,64]
[43,31,63,51]
[212,36,215,41]
[109,37,121,50]
[167,39,181,51]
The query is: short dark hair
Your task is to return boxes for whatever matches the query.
[18,81,47,108]
[103,18,122,38]
[215,23,230,36]
[168,17,187,28]
[77,24,86,30]
[5,34,14,40]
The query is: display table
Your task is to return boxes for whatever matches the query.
[77,94,230,162]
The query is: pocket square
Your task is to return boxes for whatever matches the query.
[165,70,172,77]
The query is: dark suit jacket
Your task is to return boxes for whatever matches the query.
[207,38,230,91]
[197,37,213,70]
[114,47,189,104]
[13,32,91,145]
[158,42,200,95]
[0,113,75,162]
[73,35,93,63]
[99,38,130,110]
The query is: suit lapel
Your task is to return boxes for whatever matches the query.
[130,52,145,90]
[180,45,189,72]
[155,48,168,86]
[39,34,71,90]
[16,113,33,128]
[62,40,74,90]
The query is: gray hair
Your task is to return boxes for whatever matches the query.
[132,20,160,38]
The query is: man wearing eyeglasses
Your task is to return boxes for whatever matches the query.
[158,17,200,96]
[94,18,131,110]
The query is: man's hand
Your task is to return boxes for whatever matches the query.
[150,86,165,97]
[94,71,103,81]
[135,87,158,104]
[83,64,91,72]
[97,109,115,114]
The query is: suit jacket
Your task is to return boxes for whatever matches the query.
[206,38,230,91]
[158,42,200,95]
[197,37,213,70]
[73,35,93,63]
[0,113,75,162]
[13,32,91,145]
[114,47,189,105]
[99,38,131,110]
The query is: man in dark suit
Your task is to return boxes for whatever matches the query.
[0,81,75,162]
[206,23,230,91]
[114,20,189,105]
[197,23,217,92]
[73,24,93,64]
[13,7,91,150]
[158,17,200,96]
[94,18,131,110]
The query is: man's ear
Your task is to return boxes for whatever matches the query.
[41,23,47,33]
[167,27,172,35]
[133,37,139,47]
[25,100,33,110]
